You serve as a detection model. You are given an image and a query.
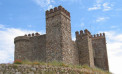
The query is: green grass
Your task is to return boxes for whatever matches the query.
[13,60,111,74]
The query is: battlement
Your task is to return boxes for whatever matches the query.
[14,36,30,43]
[75,29,91,38]
[14,33,40,43]
[24,32,40,37]
[46,6,70,19]
[92,33,105,39]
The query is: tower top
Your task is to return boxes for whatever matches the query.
[46,6,70,17]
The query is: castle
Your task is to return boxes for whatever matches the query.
[14,6,109,71]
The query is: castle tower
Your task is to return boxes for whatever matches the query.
[14,33,46,62]
[92,33,109,71]
[14,35,32,61]
[76,29,94,67]
[46,6,73,64]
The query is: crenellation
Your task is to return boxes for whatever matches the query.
[94,34,96,37]
[28,34,31,37]
[103,33,105,36]
[62,7,65,12]
[84,29,91,35]
[97,34,99,37]
[46,6,70,19]
[100,33,102,36]
[76,29,91,38]
[14,6,109,71]
[46,10,49,15]
[23,33,41,37]
[24,34,27,36]
[80,30,83,35]
[92,33,105,39]
[32,33,34,36]
[35,32,40,36]
[58,5,62,10]
[50,9,54,13]
[75,31,79,38]
[54,7,58,12]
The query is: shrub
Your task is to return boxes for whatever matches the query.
[14,59,22,64]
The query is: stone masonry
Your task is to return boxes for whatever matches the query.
[14,6,109,71]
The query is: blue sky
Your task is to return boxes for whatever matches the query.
[0,0,122,74]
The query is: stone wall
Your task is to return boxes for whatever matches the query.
[14,36,32,61]
[0,64,109,74]
[46,8,63,62]
[76,29,94,67]
[46,6,74,64]
[14,33,46,62]
[92,33,109,71]
[31,34,46,62]
[71,41,79,65]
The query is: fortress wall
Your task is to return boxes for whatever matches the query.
[30,34,46,62]
[14,36,32,61]
[92,33,109,71]
[71,41,79,65]
[76,29,94,67]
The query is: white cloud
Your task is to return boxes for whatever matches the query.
[103,2,112,11]
[88,4,101,11]
[33,0,54,10]
[96,17,109,22]
[105,31,122,74]
[0,25,43,63]
[88,0,113,11]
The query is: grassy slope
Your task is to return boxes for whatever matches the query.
[11,60,111,74]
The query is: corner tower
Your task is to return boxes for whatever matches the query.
[76,29,94,67]
[46,6,73,64]
[14,35,32,61]
[92,33,109,71]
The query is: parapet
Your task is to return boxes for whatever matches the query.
[24,32,40,37]
[14,32,41,43]
[14,36,30,43]
[46,6,70,18]
[75,29,91,38]
[92,33,105,39]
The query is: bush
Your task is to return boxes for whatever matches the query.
[14,59,22,64]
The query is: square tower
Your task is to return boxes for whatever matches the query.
[92,33,109,71]
[46,6,73,64]
[76,29,95,67]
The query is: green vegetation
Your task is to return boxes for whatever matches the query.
[13,60,111,74]
[14,59,22,64]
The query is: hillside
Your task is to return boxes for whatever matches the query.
[0,61,110,74]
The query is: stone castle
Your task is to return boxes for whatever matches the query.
[14,6,109,71]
